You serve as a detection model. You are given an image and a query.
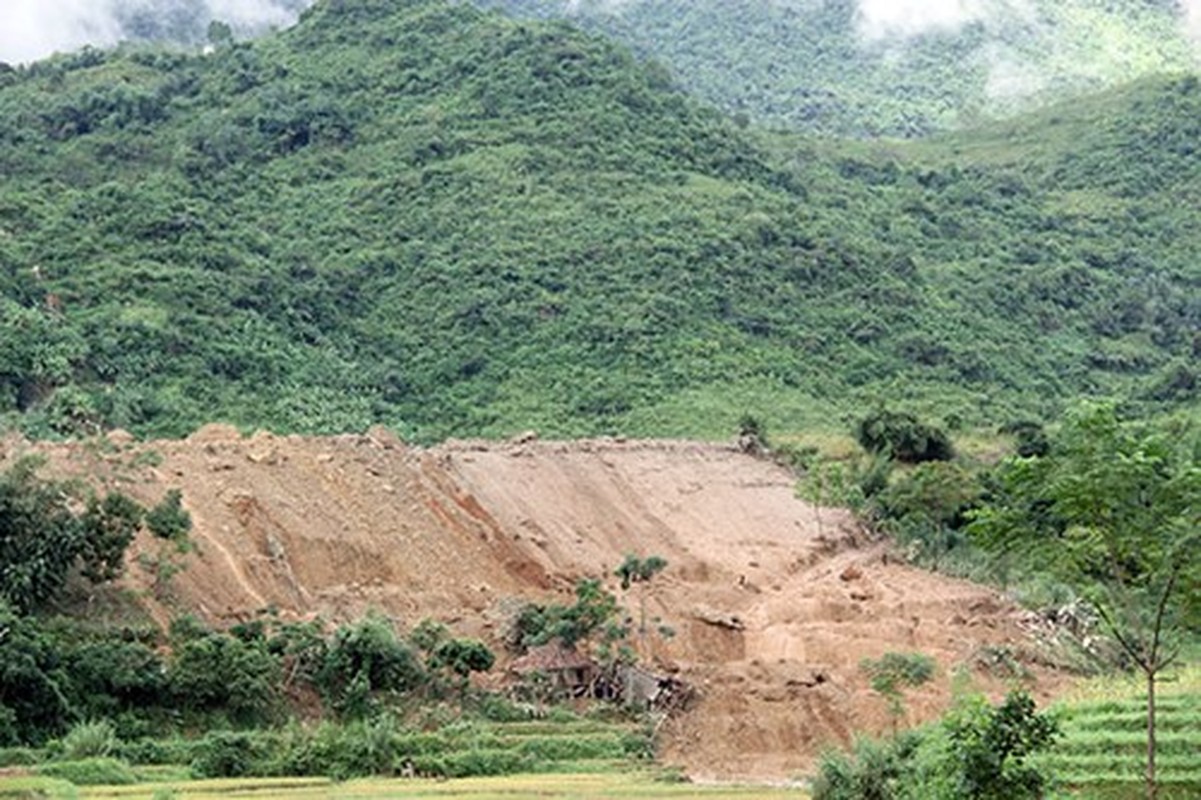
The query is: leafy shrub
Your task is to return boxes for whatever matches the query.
[189,731,274,779]
[861,652,935,731]
[876,463,980,529]
[37,757,137,785]
[115,738,199,766]
[813,732,921,800]
[316,614,424,718]
[60,720,117,760]
[856,410,955,463]
[287,718,403,780]
[940,692,1059,800]
[144,490,192,541]
[167,624,280,725]
[0,747,44,767]
[812,692,1058,800]
[412,748,532,778]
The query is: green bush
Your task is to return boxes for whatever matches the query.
[316,615,424,718]
[856,410,955,464]
[189,730,274,779]
[293,718,403,780]
[115,738,199,766]
[813,692,1058,800]
[37,757,138,785]
[60,720,117,760]
[167,626,280,726]
[0,747,44,767]
[144,490,192,541]
[412,748,532,778]
[0,776,78,798]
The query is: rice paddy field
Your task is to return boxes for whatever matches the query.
[1041,665,1201,799]
[1,773,807,799]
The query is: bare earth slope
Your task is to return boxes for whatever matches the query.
[1,427,1066,780]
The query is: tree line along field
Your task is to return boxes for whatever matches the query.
[0,0,1197,443]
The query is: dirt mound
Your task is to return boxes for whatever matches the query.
[0,431,1068,780]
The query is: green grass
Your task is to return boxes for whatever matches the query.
[1038,666,1201,798]
[75,773,806,799]
[0,776,79,799]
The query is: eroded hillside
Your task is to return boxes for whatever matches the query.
[2,427,1070,779]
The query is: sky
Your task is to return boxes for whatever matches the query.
[2,0,1199,65]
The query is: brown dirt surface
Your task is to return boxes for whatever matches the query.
[0,429,1072,781]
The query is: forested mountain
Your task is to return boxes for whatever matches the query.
[0,0,1197,442]
[477,0,1200,137]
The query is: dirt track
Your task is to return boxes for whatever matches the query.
[1,426,1068,780]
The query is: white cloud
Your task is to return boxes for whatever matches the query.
[855,0,1036,41]
[1,0,124,64]
[0,0,309,65]
[1183,0,1201,42]
[207,0,298,30]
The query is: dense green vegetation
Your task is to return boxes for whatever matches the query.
[814,691,1060,800]
[477,0,1199,137]
[793,402,1200,799]
[0,0,1197,442]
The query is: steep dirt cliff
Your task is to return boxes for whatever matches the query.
[1,427,1067,780]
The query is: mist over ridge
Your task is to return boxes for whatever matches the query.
[5,0,1201,66]
[1,0,306,64]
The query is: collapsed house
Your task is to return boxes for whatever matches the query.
[508,642,693,713]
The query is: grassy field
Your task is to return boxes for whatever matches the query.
[0,773,807,799]
[1040,665,1201,799]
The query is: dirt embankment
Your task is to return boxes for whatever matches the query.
[1,427,1068,780]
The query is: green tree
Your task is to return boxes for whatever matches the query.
[615,554,667,650]
[316,614,423,718]
[970,403,1200,800]
[0,603,71,744]
[167,620,280,726]
[429,638,495,695]
[0,460,144,613]
[940,692,1059,800]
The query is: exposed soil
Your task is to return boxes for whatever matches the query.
[1,427,1071,781]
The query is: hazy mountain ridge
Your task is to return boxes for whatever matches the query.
[477,0,1201,137]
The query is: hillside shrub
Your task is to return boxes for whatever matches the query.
[60,720,118,760]
[412,748,532,778]
[144,489,192,541]
[855,410,955,463]
[189,730,274,779]
[285,718,405,780]
[115,737,199,766]
[316,615,424,718]
[37,757,138,785]
[0,747,44,767]
[167,626,280,725]
[813,692,1058,800]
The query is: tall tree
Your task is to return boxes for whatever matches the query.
[971,403,1201,800]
